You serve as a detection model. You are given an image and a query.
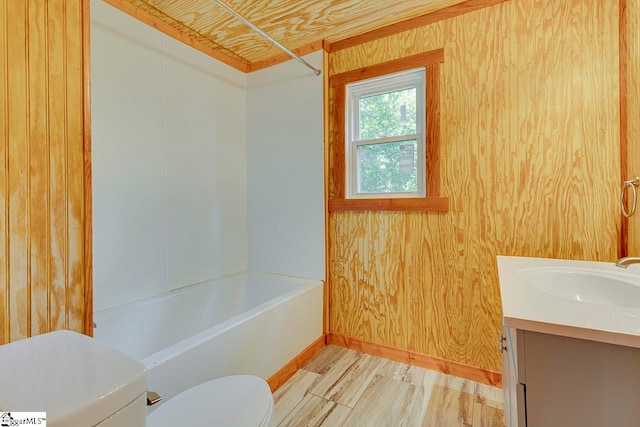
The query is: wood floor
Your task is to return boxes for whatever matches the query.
[274,345,505,427]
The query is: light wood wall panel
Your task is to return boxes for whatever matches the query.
[330,212,408,349]
[628,0,640,256]
[0,0,91,345]
[328,0,620,372]
[0,0,6,343]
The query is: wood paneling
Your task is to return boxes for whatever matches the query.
[83,0,93,336]
[628,0,640,256]
[0,0,6,343]
[327,0,508,53]
[330,211,408,350]
[0,0,90,344]
[328,0,621,372]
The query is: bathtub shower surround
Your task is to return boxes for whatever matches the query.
[92,0,248,311]
[92,0,324,310]
[94,272,323,406]
[91,1,325,409]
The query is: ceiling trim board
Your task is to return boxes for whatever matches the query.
[249,40,324,73]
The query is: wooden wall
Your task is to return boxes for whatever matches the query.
[628,0,640,255]
[328,0,621,373]
[0,0,91,345]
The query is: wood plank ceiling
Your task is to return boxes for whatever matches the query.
[103,0,470,72]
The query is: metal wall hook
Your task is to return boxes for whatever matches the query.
[621,176,640,217]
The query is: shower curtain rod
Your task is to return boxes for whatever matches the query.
[212,0,322,76]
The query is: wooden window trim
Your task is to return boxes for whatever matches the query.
[328,49,449,212]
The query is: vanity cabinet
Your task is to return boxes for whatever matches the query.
[501,326,525,427]
[501,326,640,427]
[498,256,640,426]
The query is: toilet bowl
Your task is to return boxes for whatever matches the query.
[148,375,275,427]
[0,330,276,427]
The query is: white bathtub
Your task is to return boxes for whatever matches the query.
[93,271,323,408]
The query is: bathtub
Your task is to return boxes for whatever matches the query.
[93,271,323,408]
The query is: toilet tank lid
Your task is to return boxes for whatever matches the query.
[0,330,146,426]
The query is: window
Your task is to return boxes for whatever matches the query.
[328,49,449,212]
[346,69,425,198]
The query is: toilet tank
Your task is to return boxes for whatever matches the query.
[0,330,147,427]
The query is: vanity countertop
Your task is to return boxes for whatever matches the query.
[498,255,640,348]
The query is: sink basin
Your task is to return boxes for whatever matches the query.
[499,255,640,348]
[523,268,640,308]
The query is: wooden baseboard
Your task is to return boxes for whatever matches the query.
[327,332,502,387]
[267,335,326,392]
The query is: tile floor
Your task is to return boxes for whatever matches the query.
[273,345,505,427]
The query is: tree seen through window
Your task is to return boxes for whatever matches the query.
[357,87,418,193]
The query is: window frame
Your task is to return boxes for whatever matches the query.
[346,69,426,199]
[328,49,449,212]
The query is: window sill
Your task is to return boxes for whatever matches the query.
[328,197,449,212]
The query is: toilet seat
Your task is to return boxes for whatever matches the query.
[147,375,275,427]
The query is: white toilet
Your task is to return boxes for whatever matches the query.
[0,330,276,427]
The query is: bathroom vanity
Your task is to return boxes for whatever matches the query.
[498,256,640,427]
